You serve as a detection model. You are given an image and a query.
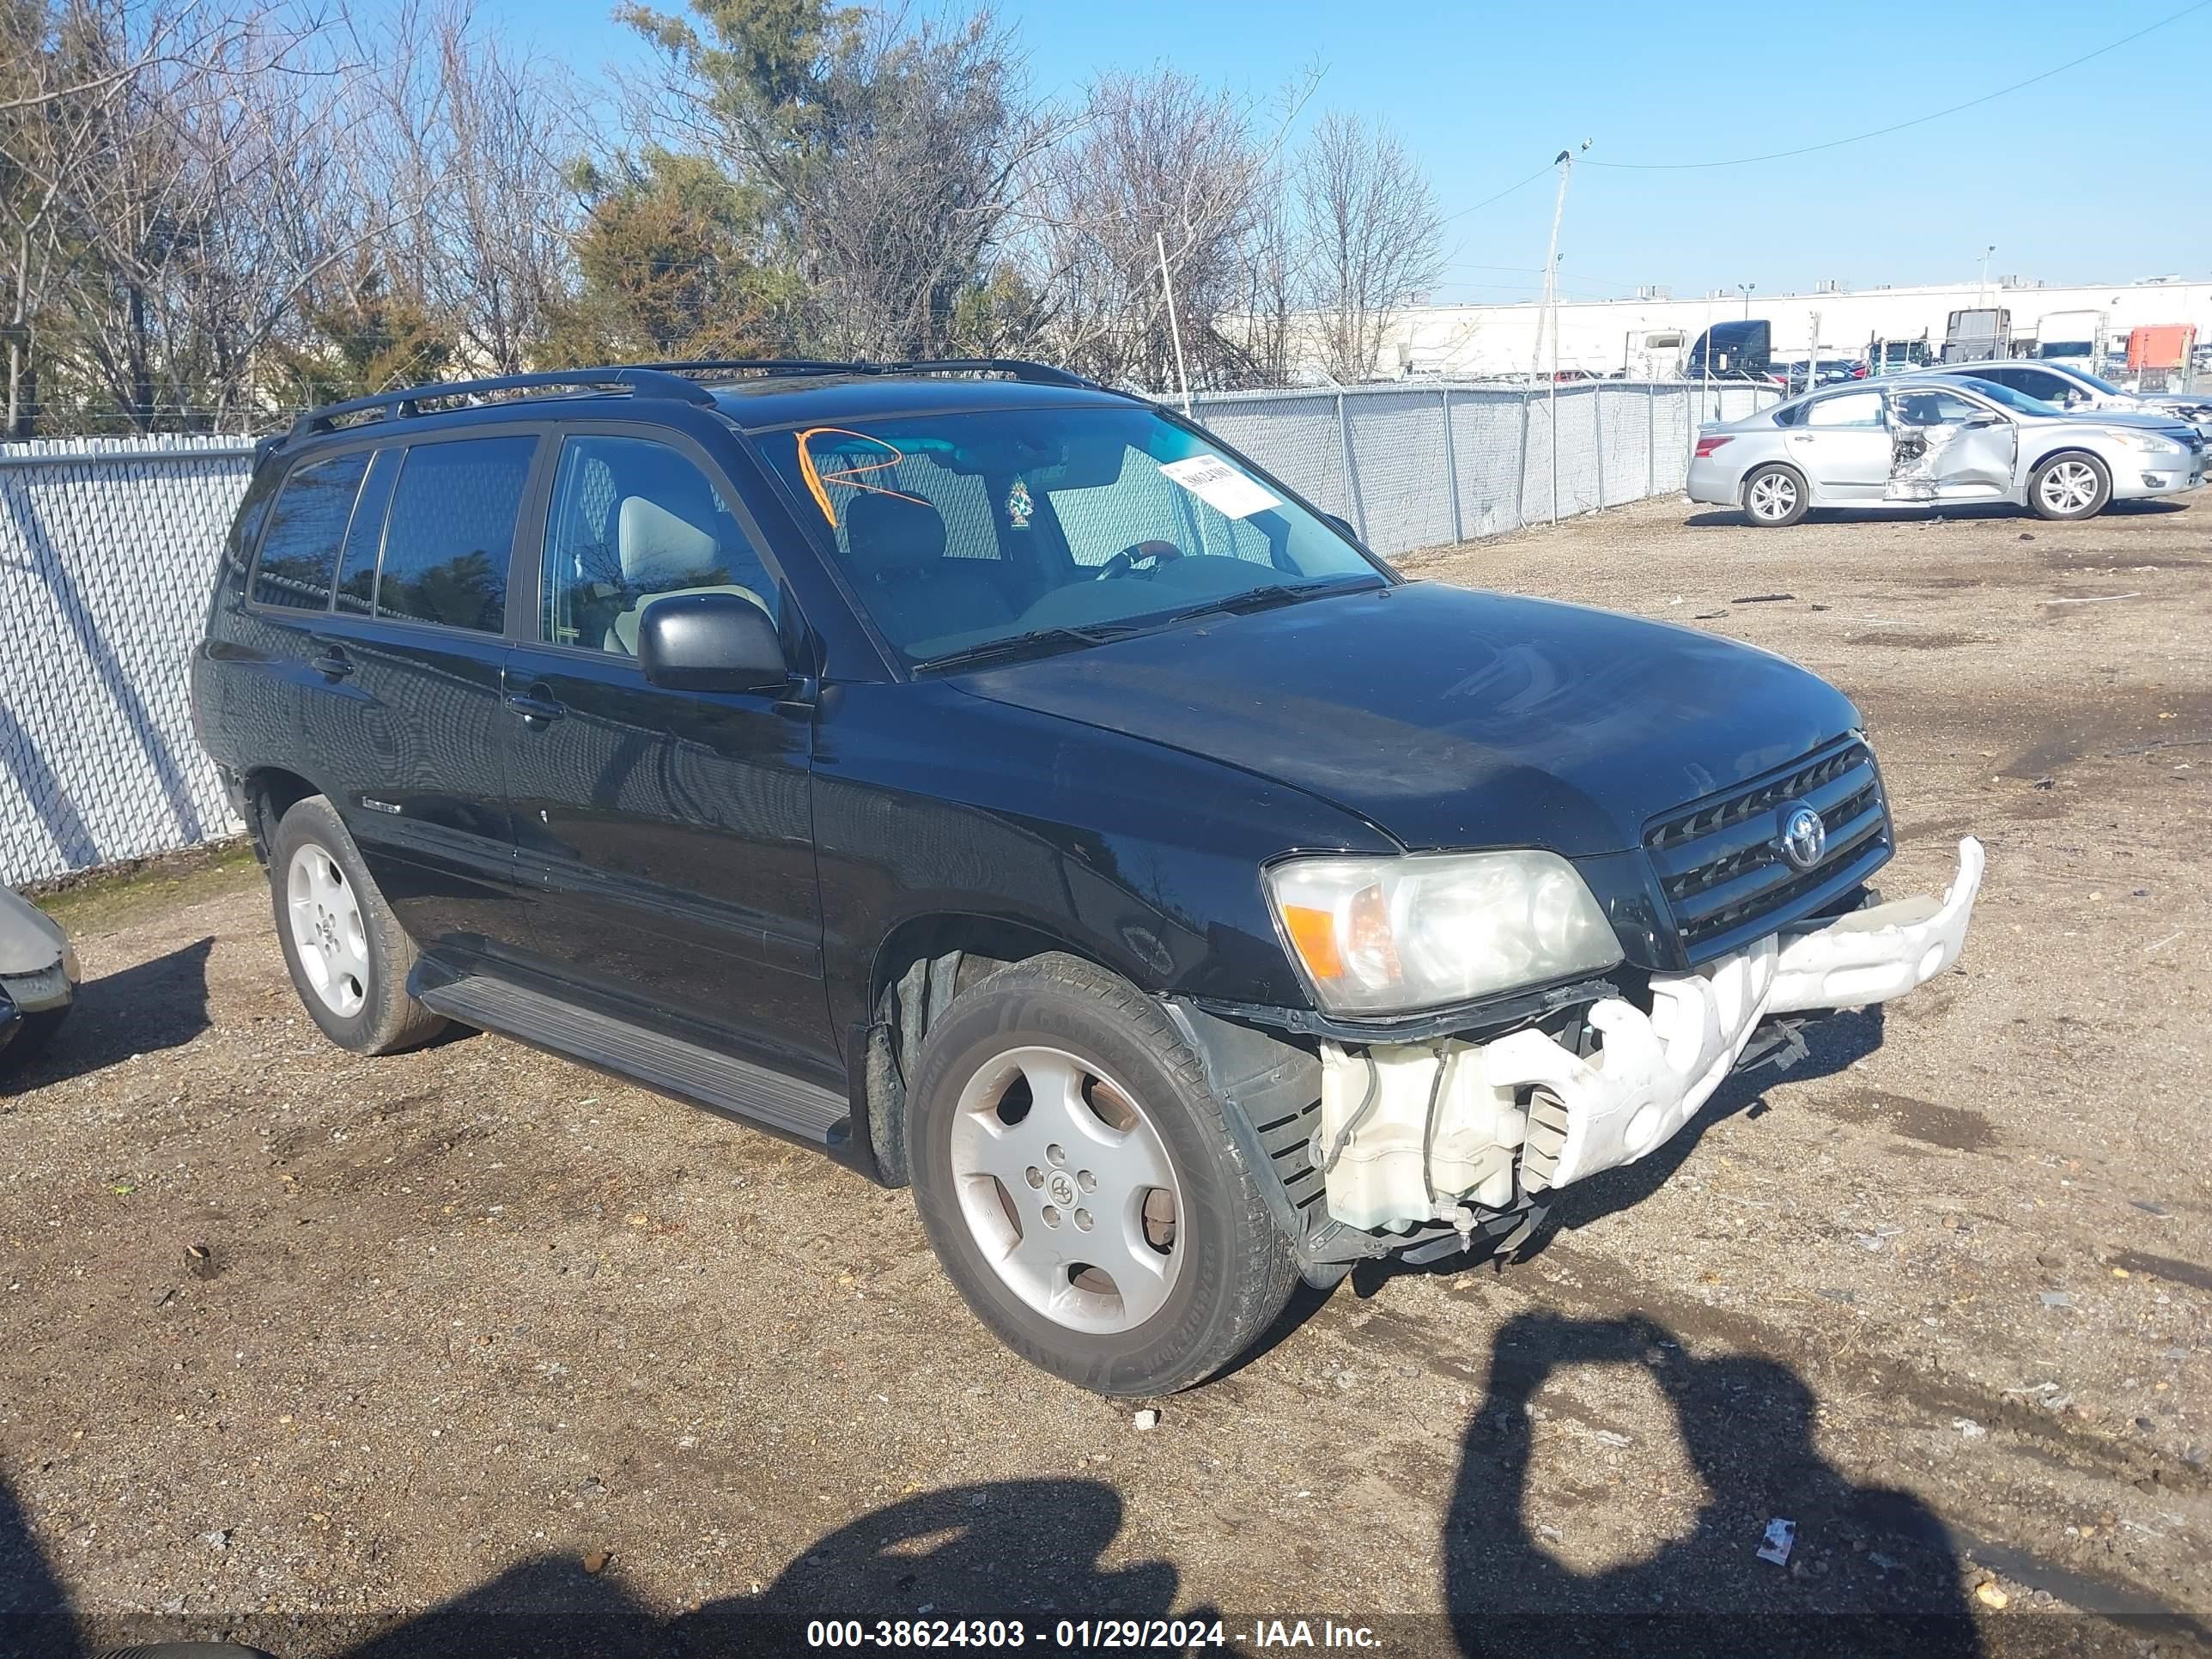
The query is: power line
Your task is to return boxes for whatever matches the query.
[1586,0,2211,171]
[1437,162,1553,225]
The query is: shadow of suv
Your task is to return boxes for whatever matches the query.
[191,359,1983,1395]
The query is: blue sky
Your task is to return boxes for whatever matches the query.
[474,0,2212,304]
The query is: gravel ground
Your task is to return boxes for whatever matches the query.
[3,493,2208,1658]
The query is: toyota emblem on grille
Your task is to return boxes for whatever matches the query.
[1778,804,1827,870]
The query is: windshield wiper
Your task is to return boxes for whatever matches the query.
[1162,575,1382,625]
[911,626,1123,674]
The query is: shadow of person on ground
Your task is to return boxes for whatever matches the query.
[0,1468,84,1658]
[1444,1310,1980,1658]
[214,1478,1198,1658]
[3,936,214,1092]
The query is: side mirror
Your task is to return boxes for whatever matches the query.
[1964,412,2003,429]
[636,592,787,693]
[1324,512,1361,544]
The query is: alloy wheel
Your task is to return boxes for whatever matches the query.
[2040,460,2100,515]
[1747,471,1797,521]
[945,1045,1184,1335]
[286,843,369,1018]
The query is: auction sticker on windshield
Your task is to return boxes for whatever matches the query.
[1159,454,1279,520]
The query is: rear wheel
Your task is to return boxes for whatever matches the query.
[908,954,1297,1395]
[1741,463,1809,526]
[270,796,447,1055]
[2030,452,2110,520]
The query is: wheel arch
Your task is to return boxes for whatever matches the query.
[1741,458,1810,510]
[2026,443,2110,479]
[241,766,324,863]
[854,910,1127,1188]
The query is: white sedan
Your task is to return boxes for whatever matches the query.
[1687,374,2205,526]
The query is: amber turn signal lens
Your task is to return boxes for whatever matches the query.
[1280,904,1343,980]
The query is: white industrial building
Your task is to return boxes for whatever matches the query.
[1374,276,2212,380]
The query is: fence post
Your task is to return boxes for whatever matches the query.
[1592,384,1606,512]
[1645,380,1656,499]
[1335,392,1369,544]
[1440,387,1463,544]
[1514,392,1531,529]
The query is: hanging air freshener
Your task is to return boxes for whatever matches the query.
[1005,478,1034,528]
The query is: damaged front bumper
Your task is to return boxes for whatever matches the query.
[1316,837,1984,1235]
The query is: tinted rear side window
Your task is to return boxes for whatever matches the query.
[376,436,536,633]
[333,448,400,616]
[251,452,371,611]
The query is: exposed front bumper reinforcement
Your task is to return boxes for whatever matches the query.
[1316,837,1984,1233]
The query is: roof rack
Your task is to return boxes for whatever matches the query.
[639,357,1098,389]
[287,366,717,441]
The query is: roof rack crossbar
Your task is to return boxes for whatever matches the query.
[638,356,1097,389]
[288,366,715,441]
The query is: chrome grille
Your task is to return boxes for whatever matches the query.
[1645,738,1892,961]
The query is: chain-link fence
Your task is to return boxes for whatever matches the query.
[0,380,1774,884]
[1190,380,1777,555]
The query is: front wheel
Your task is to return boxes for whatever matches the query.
[1741,463,1809,526]
[2030,452,2111,521]
[907,954,1298,1395]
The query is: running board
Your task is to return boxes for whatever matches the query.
[414,969,850,1148]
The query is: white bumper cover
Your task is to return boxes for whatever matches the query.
[1317,837,1984,1231]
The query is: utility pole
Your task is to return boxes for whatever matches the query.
[1157,230,1191,417]
[1739,282,1756,320]
[1528,142,1589,523]
[1978,245,1995,309]
[1527,141,1589,387]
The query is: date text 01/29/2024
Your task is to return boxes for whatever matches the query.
[805,1618,1384,1650]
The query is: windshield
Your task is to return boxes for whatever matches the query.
[1945,377,2063,416]
[756,404,1387,667]
[2069,368,2125,396]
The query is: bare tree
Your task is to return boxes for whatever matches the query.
[1293,111,1442,385]
[1020,68,1310,392]
[356,0,579,376]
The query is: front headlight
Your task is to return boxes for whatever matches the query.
[2116,432,2185,453]
[1265,850,1623,1016]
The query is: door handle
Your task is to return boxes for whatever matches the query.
[307,638,353,679]
[503,687,565,725]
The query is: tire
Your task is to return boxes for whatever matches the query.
[2029,451,2111,521]
[1741,463,1809,527]
[269,795,447,1055]
[907,953,1298,1395]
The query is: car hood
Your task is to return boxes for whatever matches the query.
[950,582,1862,856]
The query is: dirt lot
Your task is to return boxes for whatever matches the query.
[3,493,2209,1658]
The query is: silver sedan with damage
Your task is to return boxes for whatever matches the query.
[1687,374,2206,526]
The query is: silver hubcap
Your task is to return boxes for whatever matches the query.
[2041,461,2099,514]
[1747,471,1797,520]
[946,1046,1184,1335]
[286,843,369,1018]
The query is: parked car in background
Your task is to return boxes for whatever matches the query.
[1687,373,2204,526]
[0,887,76,1072]
[1772,358,1864,395]
[190,359,1984,1395]
[1927,360,2212,440]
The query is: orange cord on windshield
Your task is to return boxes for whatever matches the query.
[795,427,928,528]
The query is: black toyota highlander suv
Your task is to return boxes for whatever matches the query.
[191,360,1982,1395]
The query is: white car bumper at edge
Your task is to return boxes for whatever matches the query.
[1472,836,1983,1195]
